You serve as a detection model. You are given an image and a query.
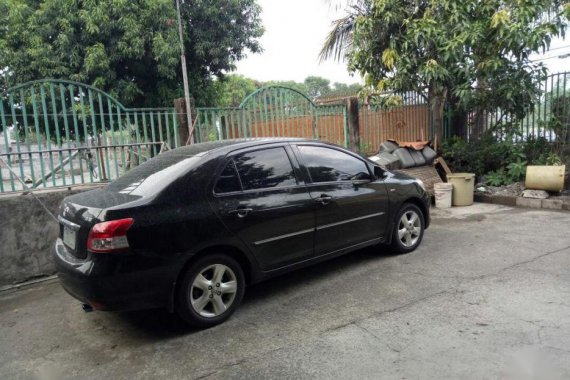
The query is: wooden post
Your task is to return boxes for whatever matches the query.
[174,97,196,145]
[346,97,360,154]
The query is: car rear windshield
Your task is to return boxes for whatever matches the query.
[106,150,202,196]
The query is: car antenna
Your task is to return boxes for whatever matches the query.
[0,157,59,223]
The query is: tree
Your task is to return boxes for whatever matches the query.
[0,0,263,107]
[262,80,308,95]
[213,75,260,107]
[321,0,569,141]
[304,76,331,99]
[180,0,263,106]
[0,0,179,106]
[211,76,360,106]
[329,82,362,97]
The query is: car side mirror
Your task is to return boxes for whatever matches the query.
[352,178,372,186]
[351,172,372,188]
[374,166,386,179]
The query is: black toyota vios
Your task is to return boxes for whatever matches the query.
[54,138,430,327]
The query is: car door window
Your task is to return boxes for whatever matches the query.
[214,160,242,194]
[233,147,297,190]
[298,145,370,183]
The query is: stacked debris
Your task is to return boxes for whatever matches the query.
[368,140,437,170]
[368,140,447,196]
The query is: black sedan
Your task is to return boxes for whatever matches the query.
[54,138,430,327]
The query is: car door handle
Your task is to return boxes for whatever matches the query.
[315,194,333,205]
[228,207,253,218]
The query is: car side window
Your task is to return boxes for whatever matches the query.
[233,147,297,190]
[214,160,242,194]
[297,145,371,183]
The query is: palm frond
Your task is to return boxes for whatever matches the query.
[318,14,357,62]
[318,0,370,62]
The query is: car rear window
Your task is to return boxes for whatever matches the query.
[106,151,201,196]
[214,161,242,194]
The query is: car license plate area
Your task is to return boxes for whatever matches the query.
[63,226,77,251]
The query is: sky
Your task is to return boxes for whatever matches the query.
[236,0,570,85]
[235,0,361,85]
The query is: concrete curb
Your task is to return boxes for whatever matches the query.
[474,193,570,211]
[0,275,58,293]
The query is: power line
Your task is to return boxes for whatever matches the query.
[530,52,570,62]
[528,45,570,62]
[544,45,570,52]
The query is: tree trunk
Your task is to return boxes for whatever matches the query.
[470,77,487,140]
[429,86,445,151]
[448,98,468,140]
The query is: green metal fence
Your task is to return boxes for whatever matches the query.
[444,72,570,143]
[0,81,435,193]
[194,86,433,156]
[194,86,349,146]
[0,79,179,193]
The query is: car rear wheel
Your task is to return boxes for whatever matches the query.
[390,203,424,254]
[175,254,245,328]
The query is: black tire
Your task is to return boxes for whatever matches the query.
[175,254,245,328]
[390,203,425,254]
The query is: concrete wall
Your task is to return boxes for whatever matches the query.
[0,186,100,286]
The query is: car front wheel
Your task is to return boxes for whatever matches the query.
[175,254,245,328]
[390,203,425,254]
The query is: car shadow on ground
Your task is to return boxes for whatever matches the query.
[242,245,392,306]
[111,245,397,339]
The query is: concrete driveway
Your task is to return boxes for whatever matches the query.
[1,203,569,380]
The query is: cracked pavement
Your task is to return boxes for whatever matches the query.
[1,203,569,379]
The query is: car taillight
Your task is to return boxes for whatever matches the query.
[87,218,134,253]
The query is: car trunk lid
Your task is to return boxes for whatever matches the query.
[58,189,142,259]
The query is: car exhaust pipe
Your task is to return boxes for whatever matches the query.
[82,303,94,313]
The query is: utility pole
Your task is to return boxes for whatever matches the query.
[176,0,194,144]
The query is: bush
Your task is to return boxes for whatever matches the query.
[442,130,566,186]
[485,169,509,186]
[441,132,524,178]
[523,136,550,163]
[440,136,477,174]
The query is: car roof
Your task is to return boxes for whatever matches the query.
[169,137,318,157]
[105,138,318,194]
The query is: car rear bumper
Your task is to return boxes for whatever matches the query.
[53,239,179,312]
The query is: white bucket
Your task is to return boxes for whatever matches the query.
[434,182,453,209]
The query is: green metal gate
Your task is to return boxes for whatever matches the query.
[194,86,348,146]
[0,79,180,193]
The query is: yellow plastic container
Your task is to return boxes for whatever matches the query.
[525,165,565,192]
[447,173,475,206]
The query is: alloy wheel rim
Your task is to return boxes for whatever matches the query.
[190,264,238,318]
[398,210,421,248]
